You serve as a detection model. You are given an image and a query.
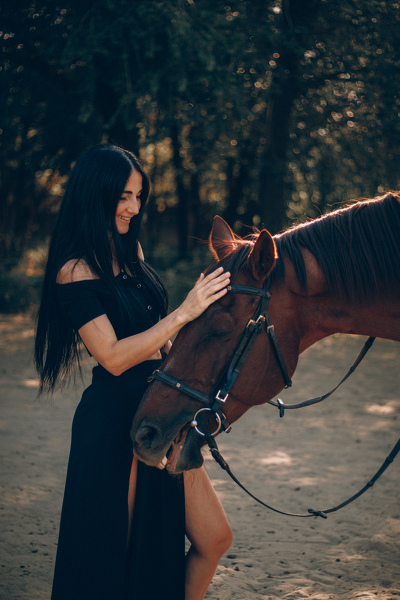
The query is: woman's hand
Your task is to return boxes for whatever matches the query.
[175,267,230,325]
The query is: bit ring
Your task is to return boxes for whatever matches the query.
[191,408,222,437]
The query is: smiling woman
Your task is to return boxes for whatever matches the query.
[34,144,232,600]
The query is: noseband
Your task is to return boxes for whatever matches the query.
[148,276,292,437]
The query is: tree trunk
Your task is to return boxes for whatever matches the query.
[258,0,320,234]
[223,155,250,232]
[171,125,191,259]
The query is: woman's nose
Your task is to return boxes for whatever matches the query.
[128,198,140,214]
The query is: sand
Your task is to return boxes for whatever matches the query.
[0,313,399,600]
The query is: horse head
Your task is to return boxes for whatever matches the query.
[131,194,400,473]
[131,216,300,473]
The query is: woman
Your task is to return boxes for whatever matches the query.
[35,144,233,600]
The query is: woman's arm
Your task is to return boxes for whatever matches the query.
[58,262,230,376]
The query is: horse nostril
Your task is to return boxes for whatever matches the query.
[132,421,160,450]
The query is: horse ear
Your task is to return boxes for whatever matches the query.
[209,216,236,260]
[249,230,278,280]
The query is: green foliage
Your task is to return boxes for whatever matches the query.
[1,0,400,279]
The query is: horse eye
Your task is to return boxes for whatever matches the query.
[203,311,235,341]
[205,328,234,341]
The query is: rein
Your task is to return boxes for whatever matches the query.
[268,335,376,417]
[206,434,400,518]
[148,277,400,518]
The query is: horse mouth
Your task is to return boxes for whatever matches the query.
[155,426,189,472]
[154,425,204,473]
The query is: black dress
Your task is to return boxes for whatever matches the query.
[52,272,185,600]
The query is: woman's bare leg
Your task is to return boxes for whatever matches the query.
[184,466,232,600]
[127,456,138,546]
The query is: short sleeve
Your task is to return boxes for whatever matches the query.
[56,281,106,331]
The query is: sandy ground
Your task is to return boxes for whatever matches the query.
[0,313,399,600]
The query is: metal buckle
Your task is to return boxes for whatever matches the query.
[276,398,285,418]
[246,315,266,334]
[215,389,229,403]
[254,314,266,331]
[190,408,222,437]
[220,410,232,434]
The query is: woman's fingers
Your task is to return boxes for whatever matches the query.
[197,267,230,293]
[195,268,230,300]
[178,267,230,322]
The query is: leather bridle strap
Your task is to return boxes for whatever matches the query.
[228,281,293,389]
[148,277,283,435]
[268,336,375,417]
[206,433,400,519]
[148,370,211,406]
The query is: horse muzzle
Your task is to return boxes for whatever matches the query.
[131,417,205,473]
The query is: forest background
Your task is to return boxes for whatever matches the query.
[1,0,400,312]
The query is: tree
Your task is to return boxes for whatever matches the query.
[1,0,400,268]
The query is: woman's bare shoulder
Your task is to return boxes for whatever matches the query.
[56,259,99,284]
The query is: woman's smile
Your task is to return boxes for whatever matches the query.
[115,169,142,233]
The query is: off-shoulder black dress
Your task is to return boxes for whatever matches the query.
[52,271,185,600]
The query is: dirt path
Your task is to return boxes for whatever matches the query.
[0,314,399,600]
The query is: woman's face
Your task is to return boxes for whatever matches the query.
[115,169,142,234]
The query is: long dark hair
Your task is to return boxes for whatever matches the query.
[35,144,168,394]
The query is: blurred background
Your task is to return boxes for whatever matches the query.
[1,0,400,312]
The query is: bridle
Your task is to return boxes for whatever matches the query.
[149,276,291,437]
[148,276,400,518]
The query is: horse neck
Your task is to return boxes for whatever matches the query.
[282,250,400,353]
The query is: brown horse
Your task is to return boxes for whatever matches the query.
[131,192,400,473]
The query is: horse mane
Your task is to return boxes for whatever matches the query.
[213,192,400,304]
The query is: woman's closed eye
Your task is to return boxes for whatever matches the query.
[120,194,141,202]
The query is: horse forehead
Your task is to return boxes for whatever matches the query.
[209,288,259,320]
[174,292,254,348]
